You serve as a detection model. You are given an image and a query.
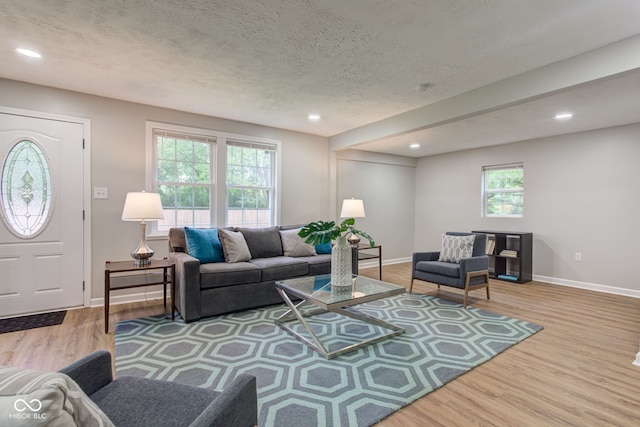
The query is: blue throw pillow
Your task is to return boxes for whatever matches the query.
[315,242,332,254]
[184,227,224,263]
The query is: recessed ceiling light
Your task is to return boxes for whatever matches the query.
[555,112,573,120]
[16,48,42,58]
[410,143,420,149]
[308,114,321,121]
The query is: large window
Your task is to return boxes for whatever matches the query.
[147,122,280,235]
[482,163,524,217]
[226,140,276,228]
[151,127,216,234]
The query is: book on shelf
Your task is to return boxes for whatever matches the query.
[497,274,519,281]
[499,249,518,258]
[486,239,496,255]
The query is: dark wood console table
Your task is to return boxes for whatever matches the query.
[104,258,175,333]
[351,244,382,280]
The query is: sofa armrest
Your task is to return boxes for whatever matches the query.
[459,255,489,276]
[169,251,202,322]
[189,374,258,427]
[58,350,113,396]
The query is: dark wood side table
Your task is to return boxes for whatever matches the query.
[104,258,175,333]
[352,244,383,280]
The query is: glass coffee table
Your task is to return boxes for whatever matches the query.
[275,274,405,359]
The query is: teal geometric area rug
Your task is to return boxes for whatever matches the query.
[115,294,542,427]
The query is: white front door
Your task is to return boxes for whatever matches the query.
[0,112,85,317]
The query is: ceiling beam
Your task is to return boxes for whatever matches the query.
[329,34,640,151]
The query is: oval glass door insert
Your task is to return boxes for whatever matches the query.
[1,139,53,238]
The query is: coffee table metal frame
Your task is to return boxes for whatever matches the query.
[275,274,405,359]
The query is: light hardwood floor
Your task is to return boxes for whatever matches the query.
[1,262,639,426]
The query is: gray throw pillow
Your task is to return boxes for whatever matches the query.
[438,234,475,263]
[280,228,317,257]
[218,229,252,263]
[237,227,284,258]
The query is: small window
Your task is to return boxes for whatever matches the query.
[482,163,524,217]
[226,140,276,228]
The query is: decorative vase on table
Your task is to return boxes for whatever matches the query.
[331,235,353,294]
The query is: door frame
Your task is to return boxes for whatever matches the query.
[0,106,92,309]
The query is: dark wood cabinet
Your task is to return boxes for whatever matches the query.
[472,231,532,284]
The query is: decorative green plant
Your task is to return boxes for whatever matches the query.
[298,218,375,247]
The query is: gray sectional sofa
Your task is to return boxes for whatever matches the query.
[168,225,338,322]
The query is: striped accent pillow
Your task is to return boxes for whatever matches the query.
[280,228,317,257]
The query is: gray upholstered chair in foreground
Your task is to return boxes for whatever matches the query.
[410,232,490,308]
[59,350,258,427]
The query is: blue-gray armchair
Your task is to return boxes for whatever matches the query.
[410,232,490,308]
[59,350,258,427]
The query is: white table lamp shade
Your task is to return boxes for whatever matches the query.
[340,198,366,218]
[121,192,165,221]
[121,192,164,266]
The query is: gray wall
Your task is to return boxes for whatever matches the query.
[0,78,330,302]
[414,123,640,293]
[336,150,416,263]
[2,77,638,302]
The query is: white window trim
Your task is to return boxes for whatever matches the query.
[481,162,524,218]
[146,121,281,236]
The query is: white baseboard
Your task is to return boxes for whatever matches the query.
[92,264,638,307]
[358,256,411,270]
[91,288,166,307]
[533,275,640,299]
[369,261,640,300]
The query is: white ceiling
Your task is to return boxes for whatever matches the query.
[1,0,640,157]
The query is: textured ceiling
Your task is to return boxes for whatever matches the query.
[1,0,640,156]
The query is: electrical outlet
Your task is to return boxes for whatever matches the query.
[575,252,582,262]
[93,187,108,199]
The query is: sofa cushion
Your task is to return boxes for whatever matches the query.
[438,234,475,263]
[298,254,332,275]
[199,262,261,289]
[249,257,309,281]
[238,227,284,259]
[90,376,219,427]
[280,228,317,257]
[0,366,114,427]
[415,260,461,278]
[219,229,252,263]
[184,227,224,263]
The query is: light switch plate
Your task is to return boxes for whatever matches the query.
[94,187,108,199]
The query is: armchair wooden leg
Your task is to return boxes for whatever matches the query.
[409,278,414,294]
[486,277,491,300]
[463,270,490,309]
